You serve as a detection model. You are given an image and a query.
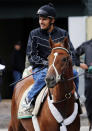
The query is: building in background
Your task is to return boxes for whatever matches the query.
[69,16,92,49]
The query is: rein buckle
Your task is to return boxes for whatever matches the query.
[65,93,71,99]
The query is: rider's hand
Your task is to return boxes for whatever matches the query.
[80,63,88,70]
[88,66,92,74]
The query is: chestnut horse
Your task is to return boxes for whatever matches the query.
[8,37,80,131]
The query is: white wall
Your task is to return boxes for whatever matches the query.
[68,17,86,49]
[86,16,92,40]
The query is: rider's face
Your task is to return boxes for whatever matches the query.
[14,45,21,51]
[39,16,51,30]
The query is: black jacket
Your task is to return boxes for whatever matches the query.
[11,49,25,73]
[26,26,76,68]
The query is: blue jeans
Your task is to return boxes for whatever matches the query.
[13,70,22,82]
[27,68,79,101]
[27,67,48,101]
[73,69,79,93]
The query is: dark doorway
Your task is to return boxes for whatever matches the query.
[56,18,68,31]
[0,17,68,99]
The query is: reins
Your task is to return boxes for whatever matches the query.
[67,72,85,81]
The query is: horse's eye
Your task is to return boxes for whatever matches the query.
[62,57,67,62]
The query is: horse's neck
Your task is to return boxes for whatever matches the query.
[52,80,75,118]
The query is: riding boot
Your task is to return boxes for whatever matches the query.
[22,97,35,112]
[25,97,35,105]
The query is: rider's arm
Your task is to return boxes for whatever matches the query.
[75,42,86,66]
[80,63,88,70]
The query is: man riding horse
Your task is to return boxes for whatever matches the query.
[22,3,79,111]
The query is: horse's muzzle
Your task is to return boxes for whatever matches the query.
[45,75,56,88]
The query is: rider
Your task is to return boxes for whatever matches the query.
[23,3,78,110]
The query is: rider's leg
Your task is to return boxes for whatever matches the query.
[26,67,48,104]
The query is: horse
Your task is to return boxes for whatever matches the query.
[8,37,80,131]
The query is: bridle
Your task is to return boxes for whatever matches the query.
[48,46,75,103]
[46,47,79,131]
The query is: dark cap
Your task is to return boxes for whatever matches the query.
[37,3,56,18]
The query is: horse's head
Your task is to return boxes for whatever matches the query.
[45,37,72,88]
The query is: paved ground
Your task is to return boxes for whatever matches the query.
[0,100,11,129]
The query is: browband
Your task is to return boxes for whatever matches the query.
[52,47,69,54]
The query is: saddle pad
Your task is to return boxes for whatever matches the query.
[18,85,48,119]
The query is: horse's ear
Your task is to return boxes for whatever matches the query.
[49,37,54,48]
[63,37,69,50]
